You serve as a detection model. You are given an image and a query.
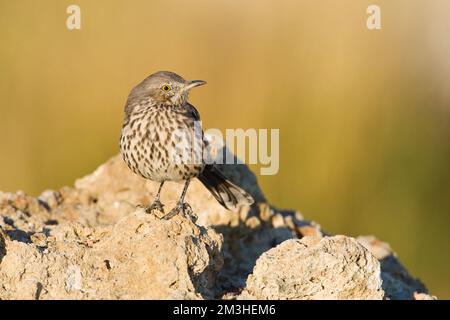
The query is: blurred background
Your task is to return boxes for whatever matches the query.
[0,0,449,298]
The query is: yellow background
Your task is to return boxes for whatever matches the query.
[1,0,449,298]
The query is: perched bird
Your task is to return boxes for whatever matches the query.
[119,71,254,219]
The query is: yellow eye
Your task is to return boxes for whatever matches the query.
[161,84,172,92]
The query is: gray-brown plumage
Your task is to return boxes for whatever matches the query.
[119,71,254,219]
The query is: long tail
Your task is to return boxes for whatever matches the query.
[198,165,254,210]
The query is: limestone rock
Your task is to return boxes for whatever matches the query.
[0,209,223,299]
[239,236,384,300]
[71,155,314,294]
[357,236,429,300]
[0,154,435,299]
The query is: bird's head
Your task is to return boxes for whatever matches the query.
[129,71,206,107]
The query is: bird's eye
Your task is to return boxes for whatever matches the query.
[161,84,172,92]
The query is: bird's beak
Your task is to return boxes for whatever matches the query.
[184,80,207,91]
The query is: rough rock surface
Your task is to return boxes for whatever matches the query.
[239,236,384,300]
[0,207,222,299]
[0,154,435,300]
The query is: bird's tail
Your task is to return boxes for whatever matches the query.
[198,165,254,210]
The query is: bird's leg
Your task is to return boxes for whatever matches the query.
[162,179,195,221]
[145,181,165,214]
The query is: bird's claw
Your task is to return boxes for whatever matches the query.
[145,199,165,214]
[162,202,197,222]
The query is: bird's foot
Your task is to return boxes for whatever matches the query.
[162,202,197,222]
[145,199,165,214]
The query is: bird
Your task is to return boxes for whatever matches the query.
[119,71,254,220]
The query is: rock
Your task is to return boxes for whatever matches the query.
[357,236,429,300]
[0,208,223,299]
[0,227,6,262]
[71,155,313,295]
[0,154,435,299]
[413,292,437,300]
[239,236,384,300]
